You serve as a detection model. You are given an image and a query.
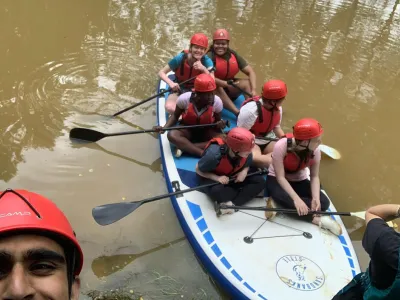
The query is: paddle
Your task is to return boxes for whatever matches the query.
[227,80,252,97]
[220,204,366,218]
[220,204,397,227]
[257,136,341,160]
[70,120,230,143]
[113,75,197,117]
[92,169,267,226]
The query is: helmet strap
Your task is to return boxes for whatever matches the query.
[264,100,277,111]
[67,249,76,299]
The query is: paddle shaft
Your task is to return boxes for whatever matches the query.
[227,80,252,97]
[136,170,266,206]
[221,204,352,216]
[113,76,197,117]
[103,123,226,138]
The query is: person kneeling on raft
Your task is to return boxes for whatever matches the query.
[195,127,265,216]
[266,118,342,236]
[154,74,225,157]
[237,79,286,168]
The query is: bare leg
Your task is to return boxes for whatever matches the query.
[167,129,203,157]
[225,78,252,99]
[215,87,239,116]
[263,141,277,154]
[165,93,179,114]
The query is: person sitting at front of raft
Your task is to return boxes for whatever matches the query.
[237,79,286,168]
[266,118,342,236]
[158,33,215,114]
[195,127,265,216]
[206,29,257,116]
[332,204,400,300]
[154,74,225,157]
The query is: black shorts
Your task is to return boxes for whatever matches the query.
[257,141,273,152]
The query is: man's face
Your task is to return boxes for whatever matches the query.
[0,234,80,300]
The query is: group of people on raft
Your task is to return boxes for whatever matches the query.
[154,29,342,237]
[0,29,398,300]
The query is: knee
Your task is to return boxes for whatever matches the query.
[251,175,266,185]
[165,103,175,114]
[209,185,226,197]
[242,79,251,89]
[167,131,177,143]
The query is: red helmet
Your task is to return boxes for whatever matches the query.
[194,74,216,92]
[226,128,255,152]
[213,29,230,41]
[0,189,84,275]
[190,33,209,49]
[293,118,324,140]
[262,80,288,100]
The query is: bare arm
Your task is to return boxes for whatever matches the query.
[195,164,219,181]
[214,77,228,88]
[158,65,175,87]
[214,112,222,122]
[241,65,257,93]
[309,159,321,204]
[273,147,303,203]
[273,126,285,138]
[365,204,400,225]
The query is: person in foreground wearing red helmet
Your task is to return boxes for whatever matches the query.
[332,204,400,300]
[158,33,215,114]
[0,188,83,299]
[237,79,286,168]
[154,74,225,157]
[266,118,342,236]
[195,127,265,216]
[206,29,257,116]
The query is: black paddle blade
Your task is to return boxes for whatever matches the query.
[92,201,143,226]
[69,128,106,143]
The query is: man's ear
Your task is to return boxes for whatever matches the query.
[70,276,81,300]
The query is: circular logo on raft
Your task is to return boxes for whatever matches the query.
[276,255,325,291]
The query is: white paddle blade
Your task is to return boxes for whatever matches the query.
[350,211,366,220]
[350,211,397,228]
[319,144,341,159]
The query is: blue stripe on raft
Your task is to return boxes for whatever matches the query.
[231,269,243,282]
[196,218,207,233]
[203,231,214,245]
[244,282,256,293]
[348,258,355,269]
[187,200,202,221]
[352,270,357,277]
[343,246,351,257]
[221,257,232,270]
[338,235,348,245]
[211,243,222,258]
[258,294,268,300]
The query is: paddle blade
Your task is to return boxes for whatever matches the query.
[69,128,106,143]
[319,144,341,159]
[350,211,366,220]
[92,201,143,226]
